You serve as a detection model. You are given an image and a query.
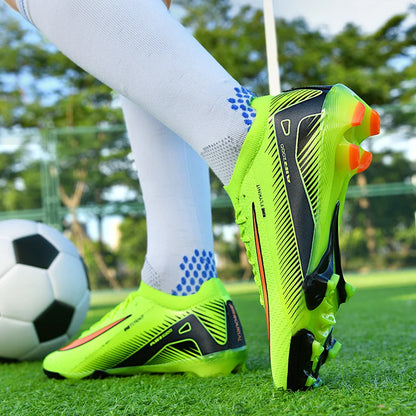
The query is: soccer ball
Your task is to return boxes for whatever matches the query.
[0,219,90,361]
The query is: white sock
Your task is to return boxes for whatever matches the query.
[121,97,218,296]
[16,0,256,184]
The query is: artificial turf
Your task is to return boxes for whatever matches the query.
[2,269,416,415]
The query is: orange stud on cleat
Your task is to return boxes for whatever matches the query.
[351,102,366,126]
[349,144,360,170]
[357,150,372,173]
[370,109,380,136]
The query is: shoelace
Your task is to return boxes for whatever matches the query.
[80,289,140,337]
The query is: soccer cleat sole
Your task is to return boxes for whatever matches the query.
[288,202,353,390]
[287,86,379,389]
[226,84,380,390]
[286,86,378,389]
[43,347,247,380]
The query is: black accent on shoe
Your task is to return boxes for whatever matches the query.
[43,369,65,380]
[303,203,341,310]
[114,300,245,369]
[312,330,336,379]
[273,90,329,277]
[287,329,314,391]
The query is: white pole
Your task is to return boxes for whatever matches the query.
[263,0,281,95]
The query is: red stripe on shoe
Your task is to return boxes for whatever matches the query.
[252,203,270,341]
[59,316,130,351]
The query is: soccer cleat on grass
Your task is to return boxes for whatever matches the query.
[225,84,380,390]
[42,278,247,379]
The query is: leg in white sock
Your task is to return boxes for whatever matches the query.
[14,0,256,184]
[121,97,217,296]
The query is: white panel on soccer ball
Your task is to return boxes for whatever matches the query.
[0,317,38,360]
[67,291,90,338]
[49,253,88,305]
[37,223,79,257]
[21,334,69,361]
[0,237,16,278]
[0,264,54,322]
[0,219,38,240]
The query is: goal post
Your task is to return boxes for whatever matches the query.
[263,0,281,95]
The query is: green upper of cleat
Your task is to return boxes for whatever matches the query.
[42,278,247,380]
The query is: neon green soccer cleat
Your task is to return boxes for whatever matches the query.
[225,84,380,390]
[43,278,247,379]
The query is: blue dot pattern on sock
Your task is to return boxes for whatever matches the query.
[171,249,217,296]
[227,87,257,131]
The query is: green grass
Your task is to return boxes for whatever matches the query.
[2,269,416,415]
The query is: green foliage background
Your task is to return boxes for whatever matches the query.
[0,1,415,287]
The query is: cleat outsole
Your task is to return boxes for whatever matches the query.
[294,84,376,387]
[225,84,379,391]
[293,85,376,388]
[290,204,352,389]
[292,84,380,387]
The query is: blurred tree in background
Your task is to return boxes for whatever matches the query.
[0,1,415,288]
[0,5,139,287]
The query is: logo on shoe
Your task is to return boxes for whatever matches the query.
[59,316,131,351]
[124,314,144,331]
[256,184,267,218]
[279,143,291,184]
[228,302,243,343]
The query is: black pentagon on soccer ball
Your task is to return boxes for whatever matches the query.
[13,234,59,269]
[34,300,75,342]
